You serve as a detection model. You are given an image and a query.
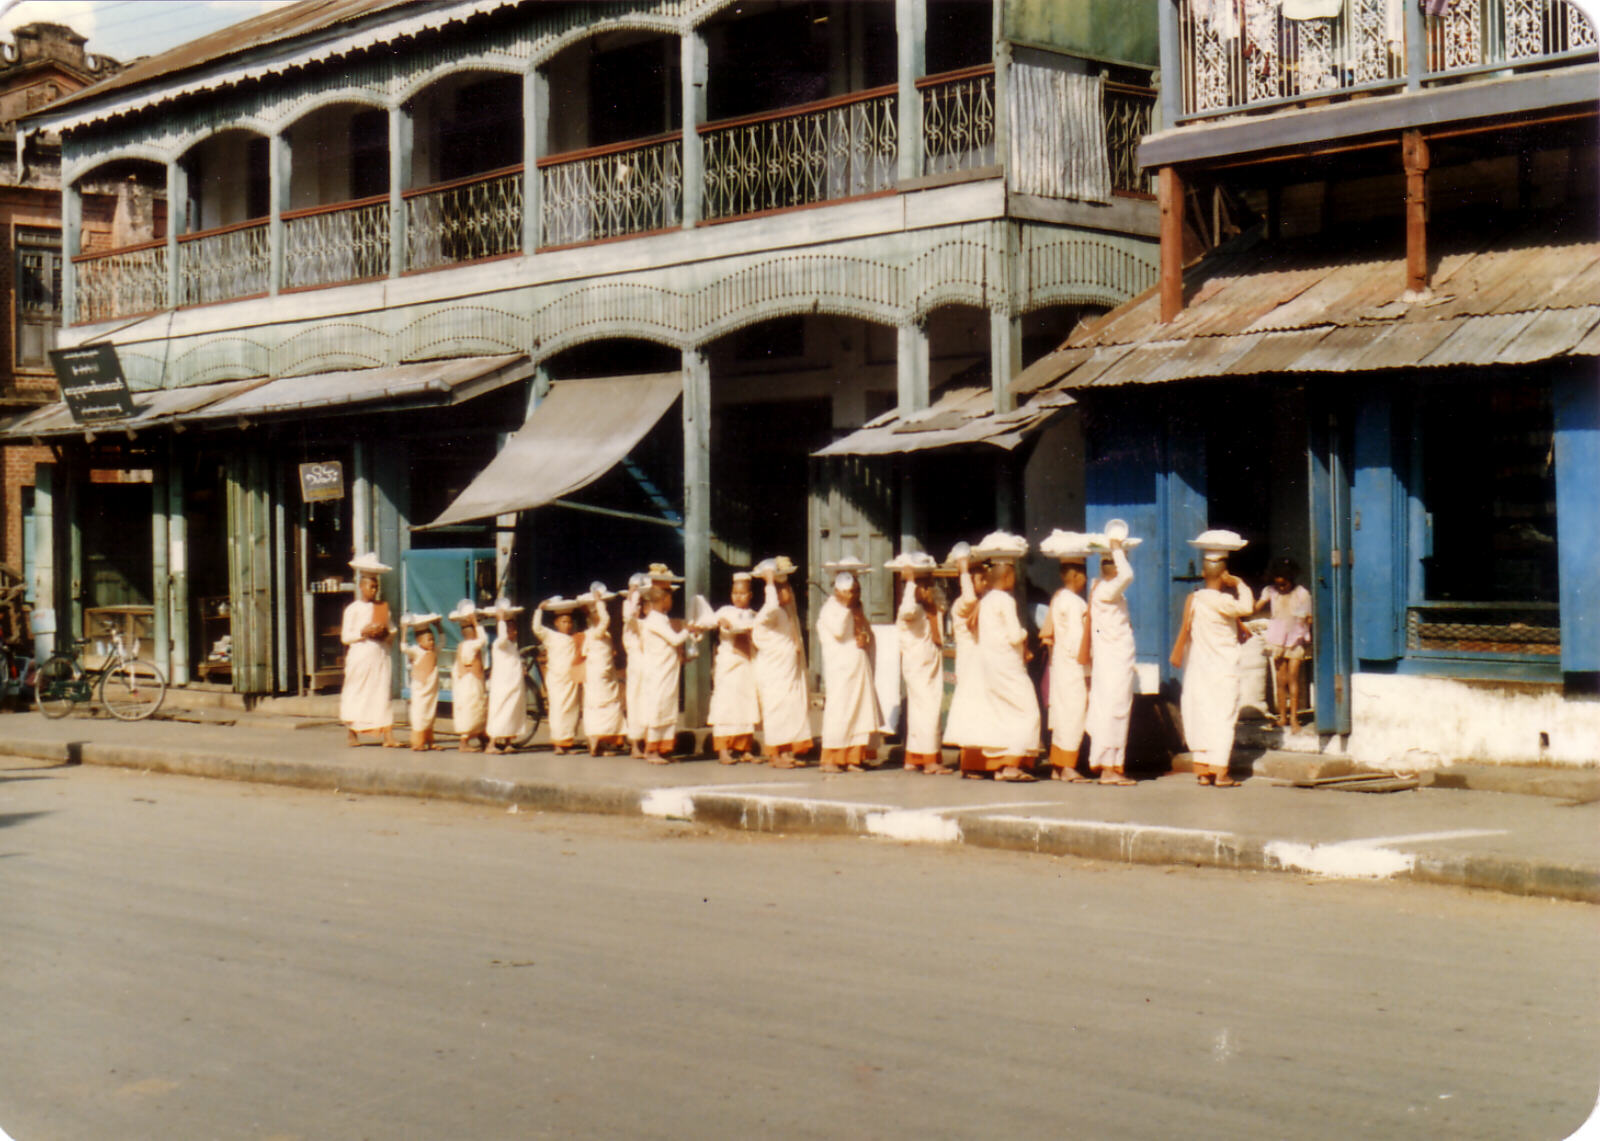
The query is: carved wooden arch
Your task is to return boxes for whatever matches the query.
[172,122,273,165]
[530,13,686,70]
[275,89,392,135]
[392,55,528,108]
[66,148,170,190]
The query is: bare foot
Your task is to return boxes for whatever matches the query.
[346,730,360,748]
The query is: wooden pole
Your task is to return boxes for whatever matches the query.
[1159,165,1184,322]
[1403,130,1430,297]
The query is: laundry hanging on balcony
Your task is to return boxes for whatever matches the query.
[420,371,683,529]
[1282,0,1342,19]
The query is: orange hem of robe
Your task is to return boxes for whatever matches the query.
[1048,744,1081,769]
[713,733,754,752]
[903,751,942,768]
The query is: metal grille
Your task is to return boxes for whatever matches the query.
[1428,0,1595,72]
[178,221,269,307]
[701,89,898,222]
[284,198,391,289]
[540,135,682,248]
[920,68,996,176]
[405,167,524,273]
[1406,604,1562,656]
[1104,82,1156,195]
[74,243,169,323]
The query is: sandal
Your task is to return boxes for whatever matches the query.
[996,770,1038,783]
[1098,775,1136,786]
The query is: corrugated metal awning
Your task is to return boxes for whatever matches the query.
[422,372,683,529]
[813,384,1075,457]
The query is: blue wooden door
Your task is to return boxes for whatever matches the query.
[1309,402,1354,734]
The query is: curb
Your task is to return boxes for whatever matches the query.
[10,738,1596,905]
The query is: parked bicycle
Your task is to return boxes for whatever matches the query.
[34,622,168,721]
[511,644,549,749]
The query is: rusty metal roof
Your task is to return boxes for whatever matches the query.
[815,383,1075,457]
[1027,208,1600,393]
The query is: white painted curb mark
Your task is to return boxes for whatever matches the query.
[1266,829,1507,880]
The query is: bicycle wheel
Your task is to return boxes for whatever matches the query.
[34,654,79,719]
[99,657,168,721]
[512,648,547,748]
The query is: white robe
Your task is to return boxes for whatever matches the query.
[895,582,944,757]
[976,587,1040,757]
[339,599,393,732]
[622,594,646,741]
[402,641,439,735]
[581,607,625,741]
[817,595,882,751]
[1046,587,1089,755]
[486,619,527,740]
[751,583,811,748]
[942,571,988,747]
[1084,548,1136,772]
[450,632,488,736]
[534,611,582,743]
[637,609,687,744]
[1181,581,1256,771]
[707,605,759,738]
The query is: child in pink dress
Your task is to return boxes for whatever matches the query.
[1255,557,1313,729]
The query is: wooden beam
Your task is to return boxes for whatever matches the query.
[1159,165,1184,322]
[1403,129,1430,297]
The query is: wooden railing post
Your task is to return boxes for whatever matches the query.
[61,180,80,325]
[896,0,926,182]
[1159,164,1185,322]
[388,103,411,277]
[524,65,547,252]
[681,28,707,228]
[1404,129,1430,297]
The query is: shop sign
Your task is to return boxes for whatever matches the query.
[50,344,135,423]
[298,461,345,502]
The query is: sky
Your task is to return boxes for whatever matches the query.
[0,1,295,64]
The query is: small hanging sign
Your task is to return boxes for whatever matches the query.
[50,343,135,423]
[298,460,345,502]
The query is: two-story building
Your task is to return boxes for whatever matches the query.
[1019,0,1598,768]
[3,0,1164,717]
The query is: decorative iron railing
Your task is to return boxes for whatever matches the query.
[177,219,269,307]
[920,65,996,176]
[1105,81,1157,195]
[73,240,168,323]
[1427,0,1596,76]
[538,132,683,248]
[1176,0,1595,120]
[404,165,524,272]
[1406,601,1561,656]
[701,85,899,221]
[283,195,391,290]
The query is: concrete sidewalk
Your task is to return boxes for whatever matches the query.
[2,706,1595,903]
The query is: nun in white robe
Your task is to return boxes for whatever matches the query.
[621,576,649,749]
[1039,531,1092,778]
[891,553,947,773]
[974,556,1041,779]
[579,589,626,753]
[704,574,760,761]
[751,562,812,765]
[449,600,489,750]
[637,595,690,759]
[1084,542,1137,781]
[485,604,528,750]
[339,557,397,745]
[942,552,990,772]
[533,601,583,750]
[1172,535,1255,785]
[816,571,882,771]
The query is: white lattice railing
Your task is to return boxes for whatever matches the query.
[920,65,996,176]
[1178,0,1594,119]
[404,164,524,272]
[701,85,899,221]
[177,219,269,307]
[1428,0,1596,75]
[1104,81,1157,195]
[538,132,682,248]
[73,240,168,323]
[283,195,391,290]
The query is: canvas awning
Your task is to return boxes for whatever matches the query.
[814,384,1075,457]
[422,371,683,529]
[0,353,536,441]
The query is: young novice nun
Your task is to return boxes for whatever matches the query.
[621,573,651,759]
[533,597,583,754]
[751,557,812,768]
[816,557,882,773]
[448,599,489,753]
[340,553,399,748]
[484,598,528,754]
[942,542,991,776]
[1039,531,1093,780]
[972,532,1041,782]
[1171,530,1255,787]
[578,584,627,756]
[1084,524,1138,785]
[889,551,951,774]
[637,585,692,762]
[699,572,760,765]
[400,612,442,751]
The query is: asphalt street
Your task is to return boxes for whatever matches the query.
[1,757,1596,1140]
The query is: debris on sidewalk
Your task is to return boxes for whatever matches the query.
[1275,771,1421,794]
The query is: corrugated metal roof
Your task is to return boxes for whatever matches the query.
[1039,208,1600,392]
[814,384,1074,457]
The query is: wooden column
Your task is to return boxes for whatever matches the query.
[268,131,289,295]
[388,104,412,278]
[62,180,81,325]
[152,452,170,679]
[897,320,930,554]
[31,461,54,659]
[167,452,190,686]
[681,348,711,726]
[1159,164,1184,322]
[165,159,185,309]
[681,29,707,228]
[523,65,548,254]
[1403,130,1430,297]
[895,0,926,183]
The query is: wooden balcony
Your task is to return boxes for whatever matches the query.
[73,239,169,324]
[403,165,524,273]
[177,218,269,307]
[538,132,683,249]
[283,195,391,291]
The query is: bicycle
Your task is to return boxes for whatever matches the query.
[511,644,549,749]
[34,622,168,721]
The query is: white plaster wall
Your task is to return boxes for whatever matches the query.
[1349,673,1600,769]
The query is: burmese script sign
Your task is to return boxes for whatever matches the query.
[50,344,135,424]
[298,461,345,503]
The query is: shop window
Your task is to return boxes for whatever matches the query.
[15,228,61,370]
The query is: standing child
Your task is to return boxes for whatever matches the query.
[1084,528,1137,785]
[1254,557,1313,729]
[972,533,1040,783]
[889,551,950,775]
[484,598,528,755]
[1039,531,1092,780]
[816,560,882,773]
[699,572,760,765]
[579,584,627,755]
[621,574,650,760]
[400,612,442,751]
[751,558,812,768]
[533,598,583,753]
[448,599,489,753]
[942,543,991,777]
[638,586,692,762]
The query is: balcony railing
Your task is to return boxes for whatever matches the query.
[73,240,169,324]
[538,132,683,248]
[177,218,269,307]
[701,85,899,221]
[404,164,524,273]
[1176,0,1595,120]
[920,65,996,176]
[1105,81,1157,195]
[283,195,391,290]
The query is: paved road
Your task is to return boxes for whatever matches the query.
[1,757,1596,1141]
